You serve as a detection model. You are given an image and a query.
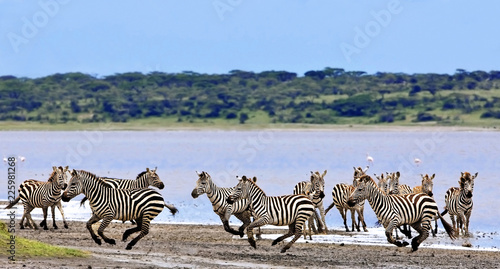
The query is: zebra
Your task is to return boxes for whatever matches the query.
[79,167,164,207]
[324,166,368,232]
[5,166,69,230]
[226,175,315,253]
[388,171,412,195]
[375,173,389,194]
[441,172,477,237]
[387,171,413,238]
[347,175,456,252]
[61,169,177,250]
[191,171,261,238]
[292,170,327,235]
[413,173,438,236]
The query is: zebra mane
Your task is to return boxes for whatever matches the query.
[243,176,265,195]
[76,170,112,188]
[137,171,148,179]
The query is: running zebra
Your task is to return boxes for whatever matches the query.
[413,173,438,236]
[191,171,260,238]
[324,166,369,232]
[5,166,69,230]
[292,170,327,234]
[226,175,315,253]
[62,169,177,250]
[79,167,164,207]
[441,172,477,237]
[347,175,456,252]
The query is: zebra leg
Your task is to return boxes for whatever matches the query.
[338,207,349,232]
[56,201,69,229]
[464,210,472,237]
[358,207,368,232]
[86,214,103,245]
[97,217,116,245]
[350,209,358,232]
[232,212,250,237]
[51,205,58,229]
[246,218,266,249]
[126,218,151,250]
[281,215,310,253]
[409,221,430,252]
[449,214,458,237]
[318,202,328,233]
[123,218,142,242]
[433,218,438,236]
[23,205,38,230]
[273,223,295,247]
[40,206,49,230]
[386,221,409,247]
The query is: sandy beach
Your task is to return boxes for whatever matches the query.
[1,220,499,269]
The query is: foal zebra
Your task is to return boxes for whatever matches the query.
[191,171,260,238]
[324,166,369,232]
[5,166,69,230]
[227,175,315,253]
[347,175,456,252]
[292,170,327,234]
[413,174,438,236]
[79,167,164,207]
[441,172,477,237]
[62,169,177,250]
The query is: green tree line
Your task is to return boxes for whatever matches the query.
[1,68,500,125]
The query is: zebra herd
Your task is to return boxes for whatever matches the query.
[5,165,477,252]
[192,167,477,253]
[5,167,177,250]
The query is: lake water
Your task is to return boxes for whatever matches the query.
[1,129,499,249]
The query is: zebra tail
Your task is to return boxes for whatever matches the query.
[80,197,88,208]
[164,203,178,216]
[437,210,457,240]
[440,208,448,216]
[324,202,335,215]
[4,196,20,209]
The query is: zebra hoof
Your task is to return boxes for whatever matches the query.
[20,225,25,230]
[93,238,102,245]
[64,224,69,229]
[125,244,133,250]
[280,247,288,253]
[106,239,116,245]
[53,225,58,230]
[43,226,48,231]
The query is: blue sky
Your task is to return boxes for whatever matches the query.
[1,0,499,78]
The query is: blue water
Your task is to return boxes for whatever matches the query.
[1,130,499,248]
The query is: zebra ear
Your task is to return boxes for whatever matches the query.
[474,172,478,178]
[431,174,435,180]
[64,166,69,172]
[52,166,58,171]
[146,168,150,173]
[396,171,400,177]
[252,176,257,183]
[153,167,157,172]
[71,169,77,176]
[322,170,327,177]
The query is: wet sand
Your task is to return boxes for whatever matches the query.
[1,220,499,268]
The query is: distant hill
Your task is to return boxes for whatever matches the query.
[1,68,500,127]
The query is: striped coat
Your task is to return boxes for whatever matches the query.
[62,169,177,250]
[347,175,456,252]
[227,175,315,253]
[442,172,477,237]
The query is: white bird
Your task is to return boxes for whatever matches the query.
[414,158,422,167]
[366,153,374,166]
[19,156,26,162]
[2,157,7,163]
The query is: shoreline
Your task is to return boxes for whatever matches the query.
[1,220,499,268]
[0,122,498,132]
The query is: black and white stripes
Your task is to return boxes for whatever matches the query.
[62,169,177,250]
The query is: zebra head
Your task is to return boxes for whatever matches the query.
[347,175,372,207]
[460,172,477,198]
[145,167,164,190]
[226,175,253,204]
[375,173,388,194]
[310,170,326,199]
[420,173,435,197]
[387,171,401,195]
[62,169,84,202]
[50,166,69,190]
[191,171,212,198]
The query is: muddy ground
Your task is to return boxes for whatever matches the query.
[1,220,499,268]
